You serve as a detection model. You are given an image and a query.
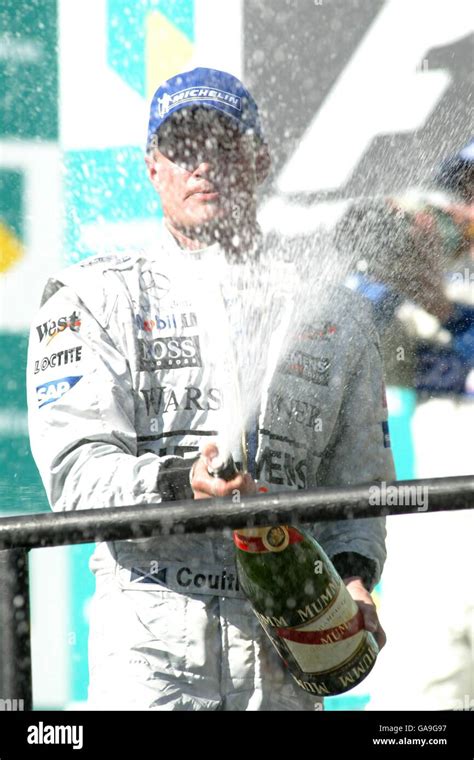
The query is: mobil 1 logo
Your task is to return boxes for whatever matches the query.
[138,335,202,371]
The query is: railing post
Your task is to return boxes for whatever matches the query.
[0,548,32,711]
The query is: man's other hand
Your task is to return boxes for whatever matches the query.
[345,576,387,651]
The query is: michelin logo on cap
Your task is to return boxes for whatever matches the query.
[147,67,264,149]
[157,87,242,119]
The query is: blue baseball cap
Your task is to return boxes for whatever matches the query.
[146,67,264,149]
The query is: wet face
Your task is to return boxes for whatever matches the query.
[145,108,267,243]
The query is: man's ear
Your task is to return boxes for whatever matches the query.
[145,151,157,182]
[255,142,271,184]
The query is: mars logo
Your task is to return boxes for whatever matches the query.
[138,336,202,370]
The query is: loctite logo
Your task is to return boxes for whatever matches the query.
[34,346,82,374]
[138,336,202,370]
[36,311,81,344]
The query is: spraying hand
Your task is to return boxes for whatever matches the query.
[190,443,257,500]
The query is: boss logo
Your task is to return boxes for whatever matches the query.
[138,336,202,370]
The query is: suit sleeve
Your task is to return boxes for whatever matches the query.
[314,330,396,590]
[27,283,195,512]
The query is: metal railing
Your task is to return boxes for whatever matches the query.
[1,474,473,710]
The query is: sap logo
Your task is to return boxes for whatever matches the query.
[36,311,81,344]
[36,376,82,409]
[138,336,202,371]
[280,350,331,386]
[34,346,82,374]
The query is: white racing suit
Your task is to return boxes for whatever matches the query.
[27,228,395,710]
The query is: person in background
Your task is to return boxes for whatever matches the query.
[334,140,473,711]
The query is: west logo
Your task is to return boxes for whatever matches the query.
[36,311,81,344]
[34,346,82,374]
[280,350,330,386]
[138,336,202,370]
[36,376,82,409]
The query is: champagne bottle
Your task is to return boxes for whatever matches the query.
[208,451,379,696]
[233,524,379,696]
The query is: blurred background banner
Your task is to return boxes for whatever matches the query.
[0,0,61,502]
[0,0,472,710]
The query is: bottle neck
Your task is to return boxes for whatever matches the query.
[233,525,304,553]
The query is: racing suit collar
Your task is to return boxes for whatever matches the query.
[160,221,264,263]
